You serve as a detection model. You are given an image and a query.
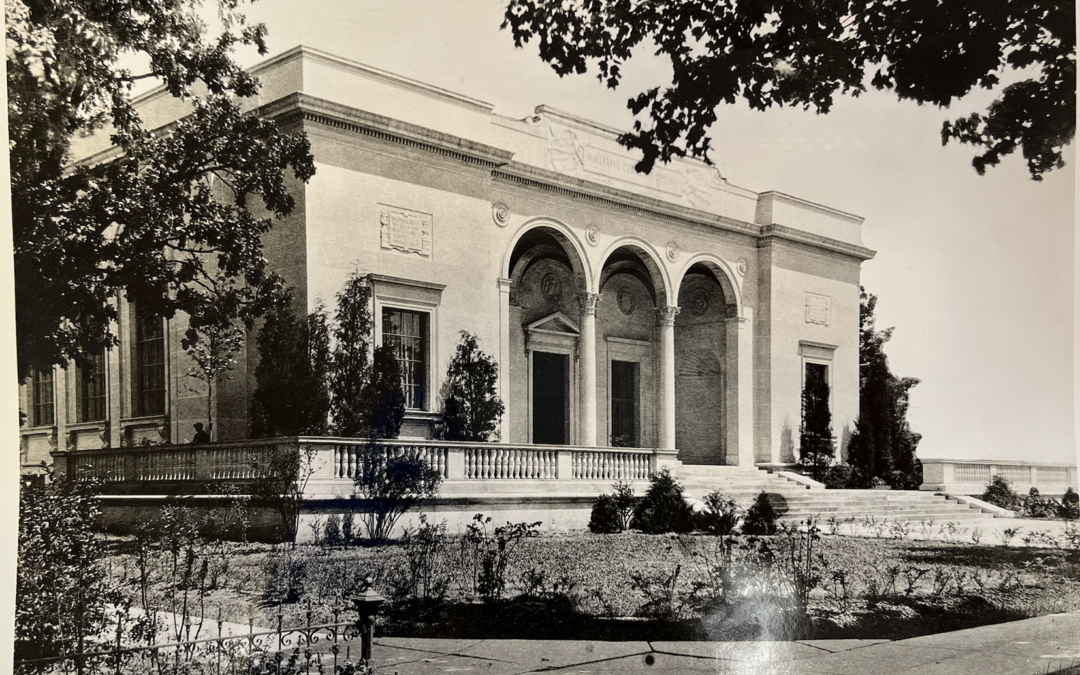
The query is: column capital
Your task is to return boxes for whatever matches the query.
[497,277,513,292]
[655,305,681,327]
[724,315,748,327]
[577,292,602,316]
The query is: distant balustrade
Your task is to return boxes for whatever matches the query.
[921,458,1078,496]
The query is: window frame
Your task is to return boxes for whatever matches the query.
[609,359,640,447]
[29,367,55,427]
[370,274,444,415]
[76,349,108,423]
[132,304,167,418]
[380,306,430,411]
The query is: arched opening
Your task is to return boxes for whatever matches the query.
[596,244,668,448]
[675,263,734,463]
[506,226,589,445]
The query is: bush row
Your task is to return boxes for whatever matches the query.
[586,469,779,536]
[980,476,1079,520]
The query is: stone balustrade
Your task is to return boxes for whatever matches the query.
[54,437,674,496]
[920,458,1078,497]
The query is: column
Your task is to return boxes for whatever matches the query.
[656,305,680,451]
[578,292,600,446]
[497,278,512,442]
[725,307,755,466]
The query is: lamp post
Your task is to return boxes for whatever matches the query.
[352,576,385,663]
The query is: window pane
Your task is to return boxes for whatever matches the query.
[31,369,55,427]
[611,361,638,446]
[382,308,428,410]
[135,307,166,416]
[78,350,107,422]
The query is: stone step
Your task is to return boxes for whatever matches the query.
[777,507,986,520]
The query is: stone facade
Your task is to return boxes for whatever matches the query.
[20,46,874,472]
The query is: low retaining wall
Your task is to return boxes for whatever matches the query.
[920,458,1077,498]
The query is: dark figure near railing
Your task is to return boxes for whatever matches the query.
[192,423,211,444]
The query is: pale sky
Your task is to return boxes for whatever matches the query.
[217,0,1075,464]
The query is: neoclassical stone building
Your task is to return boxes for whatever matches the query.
[20,46,874,473]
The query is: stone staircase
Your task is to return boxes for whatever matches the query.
[678,465,997,523]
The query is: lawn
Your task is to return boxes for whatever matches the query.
[103,521,1080,642]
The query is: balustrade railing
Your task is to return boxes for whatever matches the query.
[921,458,1078,495]
[56,437,669,488]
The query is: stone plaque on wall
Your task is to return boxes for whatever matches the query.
[379,206,432,257]
[805,293,831,326]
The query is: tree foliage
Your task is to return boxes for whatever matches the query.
[250,297,331,437]
[16,473,118,666]
[360,345,407,440]
[7,0,316,380]
[846,288,922,489]
[330,272,373,437]
[185,315,245,439]
[503,0,1074,180]
[441,331,505,441]
[798,369,835,479]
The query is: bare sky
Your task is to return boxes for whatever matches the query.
[201,0,1078,464]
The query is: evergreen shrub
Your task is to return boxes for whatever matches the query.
[742,491,778,535]
[631,469,693,534]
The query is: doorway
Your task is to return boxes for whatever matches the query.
[532,351,569,444]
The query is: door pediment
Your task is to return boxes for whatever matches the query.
[525,312,580,354]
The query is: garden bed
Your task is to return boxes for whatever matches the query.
[103,526,1080,643]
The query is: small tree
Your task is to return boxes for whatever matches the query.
[330,272,373,437]
[184,318,245,441]
[250,299,331,437]
[354,448,442,543]
[631,469,694,534]
[360,345,406,440]
[250,445,318,544]
[441,331,505,441]
[799,373,835,480]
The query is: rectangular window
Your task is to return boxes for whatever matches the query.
[382,308,428,410]
[804,362,829,410]
[30,368,55,427]
[611,360,639,447]
[134,306,166,416]
[77,350,107,422]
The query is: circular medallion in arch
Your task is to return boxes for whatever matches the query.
[616,286,636,315]
[689,288,711,317]
[736,257,749,276]
[540,273,563,302]
[586,225,600,246]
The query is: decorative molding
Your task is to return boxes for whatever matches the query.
[656,305,681,327]
[492,201,510,227]
[736,257,749,276]
[586,225,600,246]
[804,293,831,326]
[665,240,680,262]
[577,292,601,316]
[380,207,432,258]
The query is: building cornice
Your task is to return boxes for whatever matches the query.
[758,224,876,262]
[255,93,515,169]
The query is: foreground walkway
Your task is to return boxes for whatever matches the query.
[368,610,1080,674]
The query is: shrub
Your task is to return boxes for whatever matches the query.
[1021,488,1056,519]
[588,494,622,534]
[1060,488,1079,520]
[330,271,373,437]
[588,481,638,534]
[323,513,344,546]
[822,464,857,489]
[456,515,541,603]
[359,345,406,440]
[392,515,452,603]
[631,469,693,534]
[742,491,778,535]
[16,474,119,667]
[354,445,442,543]
[980,475,1021,512]
[440,331,505,441]
[696,491,742,535]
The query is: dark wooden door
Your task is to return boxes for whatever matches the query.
[533,352,568,445]
[611,360,638,447]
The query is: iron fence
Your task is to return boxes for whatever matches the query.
[15,603,363,675]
